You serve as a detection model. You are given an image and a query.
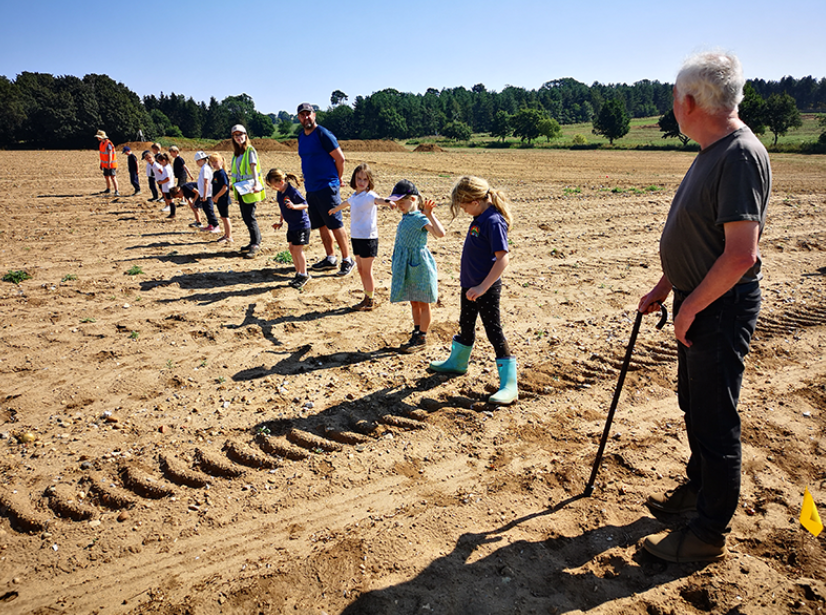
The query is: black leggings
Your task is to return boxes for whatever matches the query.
[457,280,511,358]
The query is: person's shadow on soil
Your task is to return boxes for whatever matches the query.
[252,372,446,437]
[338,509,692,615]
[137,267,303,302]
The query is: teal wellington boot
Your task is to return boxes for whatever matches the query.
[429,338,473,374]
[489,357,518,405]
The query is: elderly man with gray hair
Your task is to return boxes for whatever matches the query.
[637,51,771,562]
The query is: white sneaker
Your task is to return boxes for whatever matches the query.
[161,205,171,213]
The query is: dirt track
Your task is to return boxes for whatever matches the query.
[0,148,824,614]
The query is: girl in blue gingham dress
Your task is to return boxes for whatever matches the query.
[388,179,445,352]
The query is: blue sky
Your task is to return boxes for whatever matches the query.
[2,0,824,116]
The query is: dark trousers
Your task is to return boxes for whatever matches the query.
[239,201,261,246]
[129,171,140,192]
[674,281,760,545]
[456,280,511,358]
[197,198,219,228]
[148,177,159,200]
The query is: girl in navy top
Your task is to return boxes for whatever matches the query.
[266,169,312,289]
[209,154,233,243]
[430,176,517,405]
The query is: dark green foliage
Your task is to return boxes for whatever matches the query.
[490,110,511,142]
[3,270,31,284]
[764,93,802,146]
[248,111,275,138]
[739,83,767,135]
[278,118,296,137]
[658,109,690,145]
[441,120,472,141]
[512,108,545,144]
[0,71,822,148]
[330,90,348,106]
[592,98,630,144]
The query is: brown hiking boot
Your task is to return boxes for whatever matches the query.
[643,527,727,563]
[352,296,374,311]
[646,483,698,514]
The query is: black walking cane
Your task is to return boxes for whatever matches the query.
[584,303,668,497]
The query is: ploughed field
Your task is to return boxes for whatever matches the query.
[0,147,824,614]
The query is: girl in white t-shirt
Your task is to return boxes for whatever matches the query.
[155,153,175,219]
[329,163,389,311]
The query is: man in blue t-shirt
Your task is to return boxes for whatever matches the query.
[296,102,354,277]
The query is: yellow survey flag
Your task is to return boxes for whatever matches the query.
[800,488,823,537]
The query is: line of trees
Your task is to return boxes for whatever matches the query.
[316,79,673,141]
[0,71,824,149]
[0,72,275,148]
[660,82,810,147]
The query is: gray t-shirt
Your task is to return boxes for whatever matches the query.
[660,126,771,293]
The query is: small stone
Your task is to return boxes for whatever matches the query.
[80,461,94,470]
[117,511,130,522]
[20,432,37,444]
[89,519,102,528]
[159,425,168,434]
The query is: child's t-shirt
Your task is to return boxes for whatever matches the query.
[145,162,155,178]
[156,163,172,193]
[276,184,311,230]
[180,182,198,200]
[197,164,214,199]
[127,154,138,174]
[212,169,231,206]
[173,156,187,183]
[460,207,509,288]
[347,190,379,240]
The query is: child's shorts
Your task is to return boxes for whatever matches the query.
[287,227,310,246]
[351,238,378,258]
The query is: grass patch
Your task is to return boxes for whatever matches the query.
[129,331,139,339]
[61,273,78,282]
[125,265,144,276]
[3,270,31,284]
[81,317,96,323]
[271,250,293,264]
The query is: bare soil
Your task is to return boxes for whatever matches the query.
[0,148,825,615]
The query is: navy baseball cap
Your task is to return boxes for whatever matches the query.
[297,102,314,114]
[388,179,420,201]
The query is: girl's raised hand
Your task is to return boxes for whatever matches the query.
[284,198,293,210]
[422,198,437,215]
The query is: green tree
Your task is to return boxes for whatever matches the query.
[320,104,355,139]
[330,90,348,106]
[248,111,275,138]
[222,93,256,127]
[739,82,767,135]
[490,110,511,142]
[592,98,630,144]
[441,120,472,141]
[764,93,802,146]
[511,108,544,144]
[658,109,689,146]
[278,117,295,137]
[376,107,408,139]
[538,117,562,142]
[149,109,174,137]
[0,76,24,146]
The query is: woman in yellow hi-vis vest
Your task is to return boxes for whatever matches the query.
[230,124,266,259]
